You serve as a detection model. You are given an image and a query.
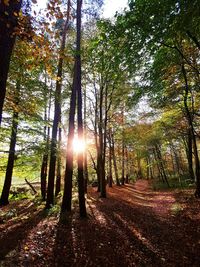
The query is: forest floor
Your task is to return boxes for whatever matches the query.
[0,179,200,267]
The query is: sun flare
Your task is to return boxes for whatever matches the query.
[73,137,86,153]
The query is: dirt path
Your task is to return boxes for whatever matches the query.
[0,180,200,266]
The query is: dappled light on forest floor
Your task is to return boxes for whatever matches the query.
[110,181,177,216]
[0,180,200,266]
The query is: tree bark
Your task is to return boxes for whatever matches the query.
[55,126,62,196]
[0,1,22,125]
[111,131,120,186]
[83,86,88,193]
[125,147,129,183]
[121,105,125,185]
[0,81,20,205]
[40,74,51,201]
[155,144,170,187]
[46,1,71,208]
[99,83,106,197]
[108,128,113,187]
[182,63,200,197]
[186,129,195,181]
[76,0,86,217]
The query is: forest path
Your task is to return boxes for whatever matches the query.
[0,179,200,266]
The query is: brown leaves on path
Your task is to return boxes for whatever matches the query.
[0,179,200,266]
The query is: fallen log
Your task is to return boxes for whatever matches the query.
[25,178,37,194]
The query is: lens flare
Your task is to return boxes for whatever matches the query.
[73,137,85,153]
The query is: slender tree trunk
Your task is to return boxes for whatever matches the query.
[94,86,100,192]
[121,105,125,185]
[155,144,170,187]
[0,81,20,205]
[146,157,150,180]
[169,145,176,175]
[99,84,106,197]
[100,84,108,197]
[46,1,71,208]
[41,153,48,200]
[96,144,101,192]
[55,126,62,196]
[40,75,51,201]
[170,143,182,177]
[153,148,164,182]
[186,129,195,181]
[125,147,129,183]
[83,86,88,193]
[136,156,142,179]
[111,131,120,186]
[108,128,113,187]
[0,1,22,125]
[182,62,200,197]
[149,154,154,179]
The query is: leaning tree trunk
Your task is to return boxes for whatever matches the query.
[46,1,71,208]
[0,81,20,205]
[0,1,22,125]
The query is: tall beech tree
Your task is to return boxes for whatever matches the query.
[76,0,86,216]
[46,0,71,208]
[0,0,22,125]
[62,0,87,217]
[0,80,20,206]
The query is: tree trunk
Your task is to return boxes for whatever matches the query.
[61,0,84,213]
[149,154,154,179]
[76,0,86,217]
[121,105,125,185]
[46,1,71,208]
[125,147,129,183]
[97,81,106,197]
[111,131,120,186]
[0,81,20,205]
[40,75,51,201]
[108,128,113,187]
[61,81,76,212]
[0,1,22,125]
[186,129,195,181]
[182,63,200,197]
[146,157,150,180]
[170,143,182,177]
[83,86,88,193]
[94,85,100,192]
[136,156,142,179]
[55,126,62,196]
[40,153,48,200]
[155,144,170,187]
[153,148,164,182]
